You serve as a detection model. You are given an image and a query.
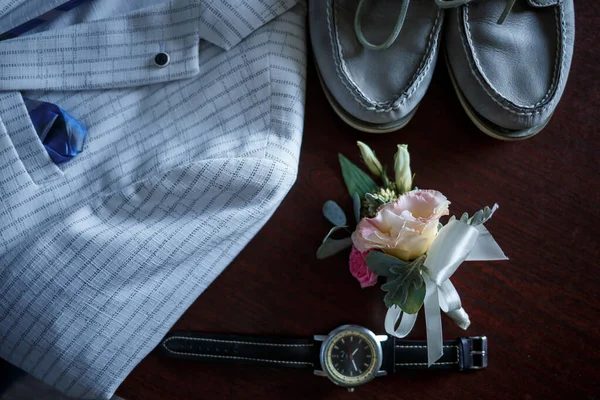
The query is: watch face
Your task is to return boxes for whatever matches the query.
[321,327,381,387]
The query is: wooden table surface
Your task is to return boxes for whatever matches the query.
[116,5,600,400]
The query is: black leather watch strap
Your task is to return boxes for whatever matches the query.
[160,332,318,369]
[383,336,488,372]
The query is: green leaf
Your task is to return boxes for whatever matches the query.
[323,200,347,226]
[352,192,361,224]
[317,237,353,259]
[365,252,408,277]
[401,281,425,314]
[364,192,385,205]
[338,153,379,200]
[460,212,469,223]
[437,222,443,232]
[381,257,426,314]
[381,164,391,187]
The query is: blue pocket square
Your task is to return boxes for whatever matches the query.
[24,98,87,164]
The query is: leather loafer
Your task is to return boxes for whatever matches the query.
[442,0,575,140]
[309,0,444,133]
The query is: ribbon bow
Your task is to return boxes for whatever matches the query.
[385,206,508,366]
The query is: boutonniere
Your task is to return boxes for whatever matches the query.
[317,142,508,366]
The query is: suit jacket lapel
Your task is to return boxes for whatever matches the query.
[0,0,70,34]
[0,0,298,91]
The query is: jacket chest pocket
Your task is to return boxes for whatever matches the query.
[0,92,64,187]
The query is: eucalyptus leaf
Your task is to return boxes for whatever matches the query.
[381,257,426,314]
[322,225,349,243]
[460,212,469,223]
[338,153,379,201]
[352,192,361,224]
[323,200,347,226]
[437,222,443,232]
[317,237,353,259]
[365,252,407,277]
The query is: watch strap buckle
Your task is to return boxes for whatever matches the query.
[460,336,488,370]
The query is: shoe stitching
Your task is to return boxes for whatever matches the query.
[327,1,442,113]
[460,3,565,114]
[555,2,568,111]
[459,3,566,116]
[461,4,560,114]
[333,2,442,111]
[526,3,560,106]
[528,0,557,7]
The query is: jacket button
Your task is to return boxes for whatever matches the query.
[154,52,170,68]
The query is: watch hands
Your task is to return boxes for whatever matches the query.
[352,348,358,356]
[352,359,358,372]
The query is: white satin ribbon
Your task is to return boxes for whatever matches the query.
[385,218,508,366]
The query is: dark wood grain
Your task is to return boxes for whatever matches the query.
[125,3,596,399]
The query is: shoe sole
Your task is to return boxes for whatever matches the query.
[315,65,418,134]
[444,52,550,141]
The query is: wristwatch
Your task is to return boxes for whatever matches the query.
[159,325,487,391]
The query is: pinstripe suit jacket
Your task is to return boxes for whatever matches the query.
[0,1,306,398]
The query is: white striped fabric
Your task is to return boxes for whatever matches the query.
[0,0,306,398]
[1,374,124,400]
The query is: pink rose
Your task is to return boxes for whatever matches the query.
[352,189,450,261]
[349,246,378,288]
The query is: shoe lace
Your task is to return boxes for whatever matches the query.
[354,0,517,51]
[435,0,517,24]
[354,0,411,51]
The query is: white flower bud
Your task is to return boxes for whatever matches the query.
[356,141,383,177]
[394,144,412,194]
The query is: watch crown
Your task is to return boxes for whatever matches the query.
[347,388,355,393]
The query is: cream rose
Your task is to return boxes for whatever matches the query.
[351,190,450,261]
